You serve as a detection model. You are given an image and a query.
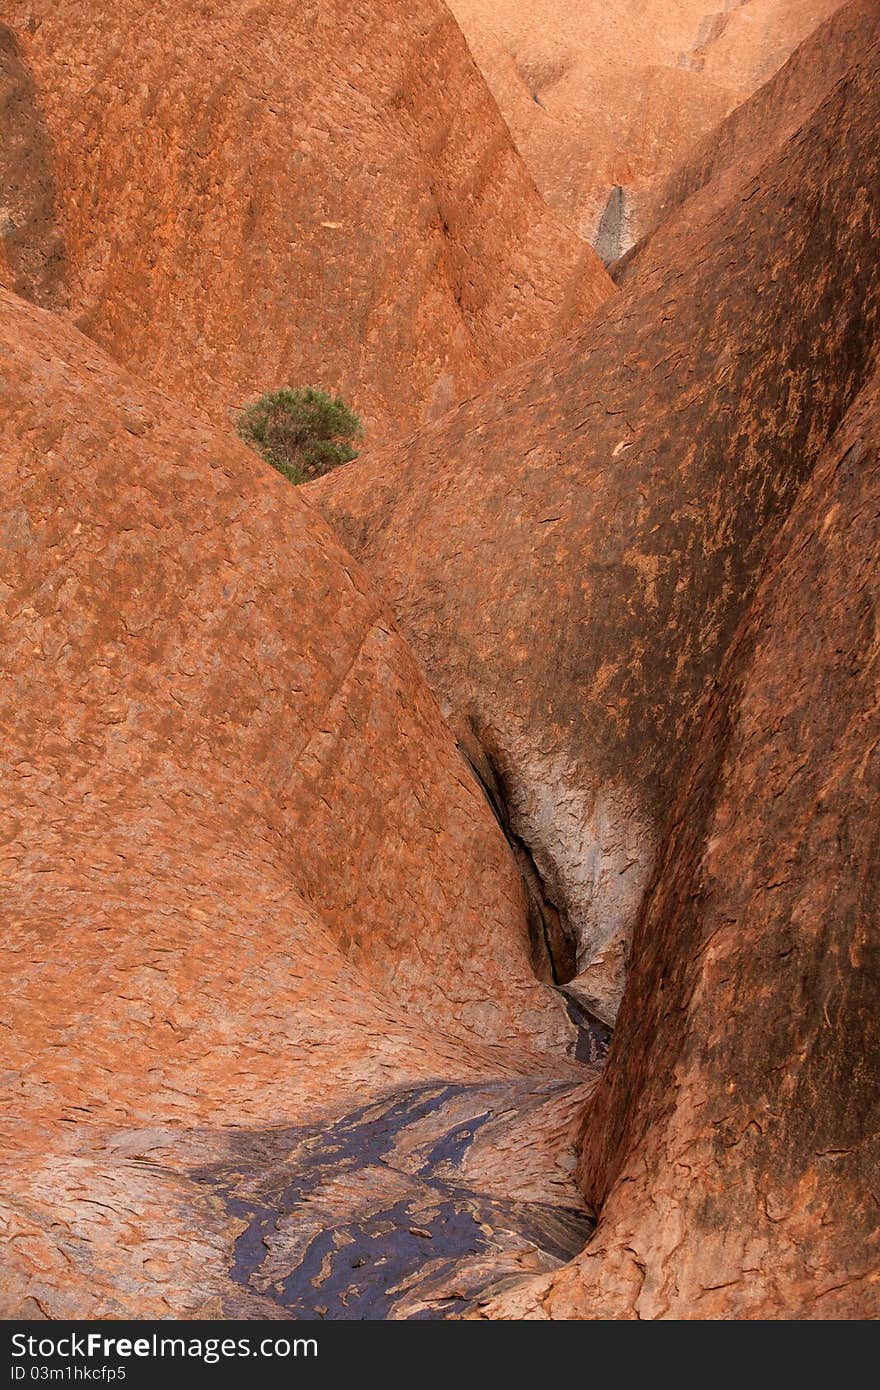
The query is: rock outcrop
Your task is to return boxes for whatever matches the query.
[0,286,587,1317]
[447,0,846,250]
[624,0,880,278]
[480,356,880,1320]
[0,0,611,441]
[313,27,880,1020]
[2,0,877,1327]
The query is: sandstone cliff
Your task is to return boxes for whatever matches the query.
[447,0,846,251]
[313,25,880,1021]
[0,0,611,441]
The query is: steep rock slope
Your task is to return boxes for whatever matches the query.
[447,0,845,250]
[625,0,879,278]
[483,358,880,1320]
[0,0,611,441]
[0,287,584,1317]
[313,33,880,1020]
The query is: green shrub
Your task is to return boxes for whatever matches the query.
[235,387,362,485]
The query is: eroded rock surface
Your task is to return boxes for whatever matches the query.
[1,1,877,1327]
[0,287,587,1317]
[0,0,611,441]
[313,29,880,1019]
[624,0,880,278]
[447,0,844,249]
[479,356,880,1321]
[192,1079,594,1320]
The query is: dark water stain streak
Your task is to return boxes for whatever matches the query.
[192,1080,595,1319]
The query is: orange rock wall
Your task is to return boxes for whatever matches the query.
[448,0,846,249]
[314,24,880,1019]
[483,356,880,1320]
[0,0,611,440]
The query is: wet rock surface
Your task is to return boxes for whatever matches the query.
[194,1081,594,1319]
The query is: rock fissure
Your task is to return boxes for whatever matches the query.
[458,740,575,988]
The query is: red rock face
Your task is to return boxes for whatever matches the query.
[625,0,880,278]
[446,0,845,252]
[481,356,880,1321]
[0,286,588,1317]
[313,24,880,1021]
[0,0,611,442]
[1,0,877,1327]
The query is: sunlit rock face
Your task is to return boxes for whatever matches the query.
[0,286,587,1317]
[0,0,612,443]
[624,0,880,278]
[447,0,846,251]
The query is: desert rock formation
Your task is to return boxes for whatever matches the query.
[447,0,847,251]
[624,0,880,277]
[0,286,595,1317]
[1,0,878,1326]
[313,22,880,1021]
[480,355,880,1320]
[0,0,611,442]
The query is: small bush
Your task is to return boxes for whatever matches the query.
[235,387,362,485]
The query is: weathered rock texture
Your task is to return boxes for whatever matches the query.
[624,0,880,278]
[2,0,878,1328]
[0,0,611,441]
[447,0,846,250]
[0,22,66,307]
[480,357,880,1320]
[0,286,590,1317]
[313,29,880,1020]
[192,1076,597,1320]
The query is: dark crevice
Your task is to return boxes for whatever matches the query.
[457,736,576,988]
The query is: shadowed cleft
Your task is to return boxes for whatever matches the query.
[458,738,577,990]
